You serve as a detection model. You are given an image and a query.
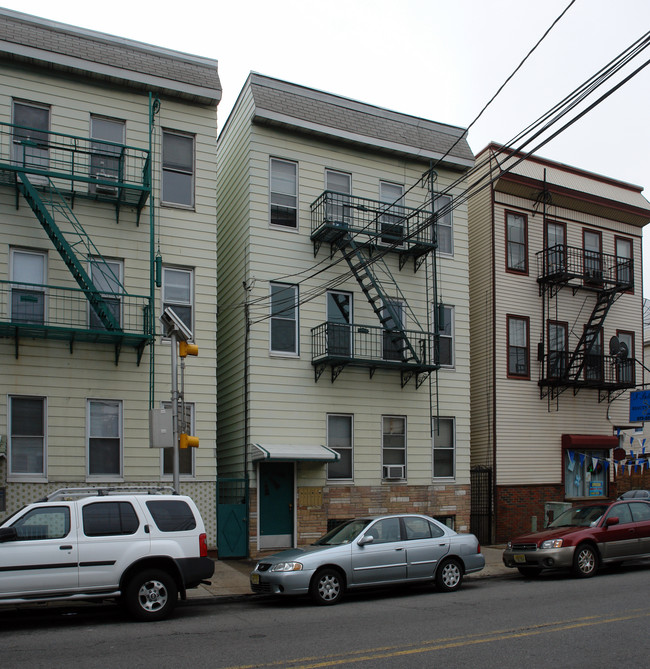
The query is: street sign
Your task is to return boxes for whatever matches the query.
[629,390,650,422]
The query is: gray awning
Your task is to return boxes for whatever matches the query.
[251,443,340,462]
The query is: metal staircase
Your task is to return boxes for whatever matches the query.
[17,172,122,332]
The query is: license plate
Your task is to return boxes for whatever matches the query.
[513,554,527,564]
[250,573,260,585]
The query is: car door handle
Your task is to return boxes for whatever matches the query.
[395,547,404,551]
[59,545,73,550]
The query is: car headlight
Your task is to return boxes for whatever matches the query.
[541,539,563,549]
[270,562,303,572]
[507,541,512,549]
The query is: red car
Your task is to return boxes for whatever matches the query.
[502,500,650,578]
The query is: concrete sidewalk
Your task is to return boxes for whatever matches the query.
[186,545,513,601]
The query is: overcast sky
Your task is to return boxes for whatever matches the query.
[5,0,650,293]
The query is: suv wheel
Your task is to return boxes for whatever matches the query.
[124,569,178,621]
[572,543,598,578]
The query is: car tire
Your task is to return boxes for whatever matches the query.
[309,568,344,605]
[124,569,178,621]
[435,558,463,592]
[572,543,598,578]
[517,566,542,578]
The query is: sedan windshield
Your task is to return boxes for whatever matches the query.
[312,519,371,546]
[548,505,607,528]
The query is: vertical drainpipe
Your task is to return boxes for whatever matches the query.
[148,92,156,409]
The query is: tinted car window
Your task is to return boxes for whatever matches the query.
[11,507,70,540]
[605,503,632,525]
[146,500,196,532]
[83,502,139,536]
[629,502,650,522]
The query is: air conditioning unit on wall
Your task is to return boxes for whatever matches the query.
[383,465,405,480]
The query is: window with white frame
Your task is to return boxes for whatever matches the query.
[87,399,122,477]
[11,249,46,324]
[433,417,455,478]
[382,415,406,479]
[270,282,298,354]
[12,100,49,172]
[379,181,405,244]
[89,258,122,329]
[90,115,125,192]
[9,396,46,477]
[564,448,608,498]
[162,267,193,337]
[325,169,352,226]
[162,401,194,477]
[270,158,298,228]
[327,414,353,480]
[438,305,454,367]
[435,194,453,255]
[162,130,194,207]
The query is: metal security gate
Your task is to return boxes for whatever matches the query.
[216,478,248,558]
[470,466,492,545]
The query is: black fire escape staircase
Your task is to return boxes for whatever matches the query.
[16,172,123,337]
[335,231,433,388]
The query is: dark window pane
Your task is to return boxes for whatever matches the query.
[146,500,196,532]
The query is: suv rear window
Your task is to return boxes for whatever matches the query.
[146,500,197,532]
[83,501,140,536]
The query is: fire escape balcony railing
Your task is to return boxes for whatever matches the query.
[539,352,636,391]
[0,122,150,215]
[310,191,435,256]
[311,321,438,373]
[536,244,633,291]
[0,280,153,351]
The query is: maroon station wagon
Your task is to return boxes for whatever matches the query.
[502,500,650,578]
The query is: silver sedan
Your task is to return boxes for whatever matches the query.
[250,514,485,605]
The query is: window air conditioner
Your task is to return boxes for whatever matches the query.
[383,465,405,480]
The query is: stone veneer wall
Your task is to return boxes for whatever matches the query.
[248,483,471,558]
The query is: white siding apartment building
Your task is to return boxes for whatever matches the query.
[468,143,650,543]
[0,9,220,542]
[217,74,474,557]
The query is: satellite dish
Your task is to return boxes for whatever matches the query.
[618,341,628,360]
[609,336,620,356]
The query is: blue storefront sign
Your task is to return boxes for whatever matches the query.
[630,390,650,422]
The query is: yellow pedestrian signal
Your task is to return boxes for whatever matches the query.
[179,341,199,357]
[180,433,199,449]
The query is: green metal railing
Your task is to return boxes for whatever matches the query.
[0,280,152,344]
[0,122,150,209]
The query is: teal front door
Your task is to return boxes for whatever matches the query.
[259,462,294,550]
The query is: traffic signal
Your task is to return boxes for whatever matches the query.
[179,341,199,357]
[180,433,199,449]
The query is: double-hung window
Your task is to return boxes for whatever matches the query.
[11,249,46,324]
[12,100,49,173]
[435,194,453,255]
[547,321,567,379]
[87,399,122,478]
[583,229,602,285]
[162,267,193,337]
[507,315,529,378]
[270,158,298,228]
[325,169,352,227]
[326,290,352,357]
[379,181,405,244]
[90,115,125,193]
[615,237,633,290]
[270,283,298,355]
[506,211,527,273]
[438,305,454,367]
[433,417,455,478]
[382,299,405,361]
[616,330,634,384]
[545,221,566,275]
[327,414,353,480]
[89,258,122,330]
[162,130,194,207]
[9,396,46,478]
[382,416,406,480]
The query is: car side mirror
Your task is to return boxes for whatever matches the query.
[605,517,619,527]
[358,534,374,546]
[0,527,18,543]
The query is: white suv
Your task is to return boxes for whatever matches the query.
[0,487,214,621]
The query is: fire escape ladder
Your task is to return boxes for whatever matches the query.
[566,288,619,381]
[16,172,122,331]
[337,233,421,366]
